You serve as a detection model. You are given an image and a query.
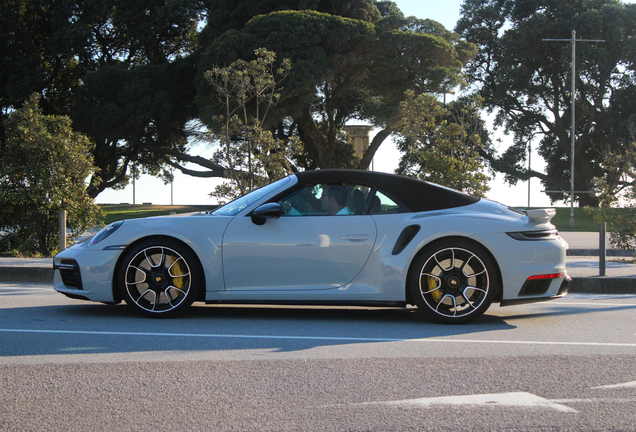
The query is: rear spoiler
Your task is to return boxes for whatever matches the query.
[524,209,557,223]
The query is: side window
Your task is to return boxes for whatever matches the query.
[278,185,322,216]
[368,190,406,214]
[278,183,371,216]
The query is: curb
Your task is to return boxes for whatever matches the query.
[568,249,634,257]
[570,277,636,294]
[0,267,54,283]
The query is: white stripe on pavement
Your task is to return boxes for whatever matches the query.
[1,328,636,347]
[592,381,636,390]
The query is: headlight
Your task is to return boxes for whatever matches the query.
[89,221,124,246]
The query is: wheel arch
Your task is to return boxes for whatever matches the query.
[112,235,207,304]
[405,235,503,306]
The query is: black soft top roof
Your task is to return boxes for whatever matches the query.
[294,170,479,212]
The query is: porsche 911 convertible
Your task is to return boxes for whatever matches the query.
[54,169,570,323]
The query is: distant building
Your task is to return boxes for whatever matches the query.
[343,125,374,166]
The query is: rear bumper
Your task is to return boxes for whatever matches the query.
[500,273,571,307]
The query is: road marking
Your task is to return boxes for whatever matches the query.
[0,286,52,291]
[552,398,636,404]
[354,392,578,413]
[346,393,636,412]
[592,381,636,390]
[553,301,636,307]
[1,328,636,348]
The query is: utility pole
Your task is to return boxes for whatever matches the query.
[543,31,604,228]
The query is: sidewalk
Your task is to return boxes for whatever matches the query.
[559,232,636,294]
[559,232,636,277]
[0,232,634,293]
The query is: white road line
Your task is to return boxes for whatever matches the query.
[0,286,53,291]
[552,398,636,403]
[552,301,636,307]
[592,381,636,390]
[1,328,636,347]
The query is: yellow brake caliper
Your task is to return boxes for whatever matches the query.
[427,275,442,303]
[168,255,186,292]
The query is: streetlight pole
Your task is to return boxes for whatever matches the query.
[543,30,603,228]
[528,138,532,208]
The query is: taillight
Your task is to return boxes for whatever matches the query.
[527,273,563,280]
[519,273,564,296]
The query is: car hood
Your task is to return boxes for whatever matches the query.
[78,213,233,251]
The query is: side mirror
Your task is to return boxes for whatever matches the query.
[251,202,282,225]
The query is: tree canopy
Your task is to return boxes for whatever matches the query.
[1,0,476,197]
[1,0,208,196]
[456,0,636,205]
[205,48,299,202]
[396,93,491,196]
[191,4,476,175]
[591,126,636,250]
[72,58,200,197]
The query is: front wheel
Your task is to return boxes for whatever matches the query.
[408,239,498,324]
[118,239,201,317]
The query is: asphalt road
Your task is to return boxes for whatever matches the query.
[1,283,636,431]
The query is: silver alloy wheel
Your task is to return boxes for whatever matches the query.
[418,246,490,319]
[124,246,192,314]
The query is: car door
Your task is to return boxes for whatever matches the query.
[221,183,377,291]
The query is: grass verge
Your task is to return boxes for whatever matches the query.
[100,204,218,225]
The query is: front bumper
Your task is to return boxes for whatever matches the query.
[53,244,122,303]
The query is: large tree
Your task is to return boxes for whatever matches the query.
[186,1,476,175]
[456,0,636,206]
[0,0,208,196]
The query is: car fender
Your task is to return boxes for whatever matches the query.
[101,215,232,296]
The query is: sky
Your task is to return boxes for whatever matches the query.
[95,0,581,208]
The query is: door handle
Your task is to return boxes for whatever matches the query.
[342,234,369,242]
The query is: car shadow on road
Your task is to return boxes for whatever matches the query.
[0,301,523,357]
[3,294,636,358]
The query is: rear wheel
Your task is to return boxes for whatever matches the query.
[409,239,498,324]
[118,239,201,317]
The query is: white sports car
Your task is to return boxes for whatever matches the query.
[54,170,570,323]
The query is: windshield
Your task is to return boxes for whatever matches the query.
[212,176,293,216]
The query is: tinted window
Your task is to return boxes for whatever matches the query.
[368,190,407,215]
[213,177,292,216]
[278,183,371,216]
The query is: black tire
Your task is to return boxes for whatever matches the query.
[117,238,201,317]
[408,239,498,324]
